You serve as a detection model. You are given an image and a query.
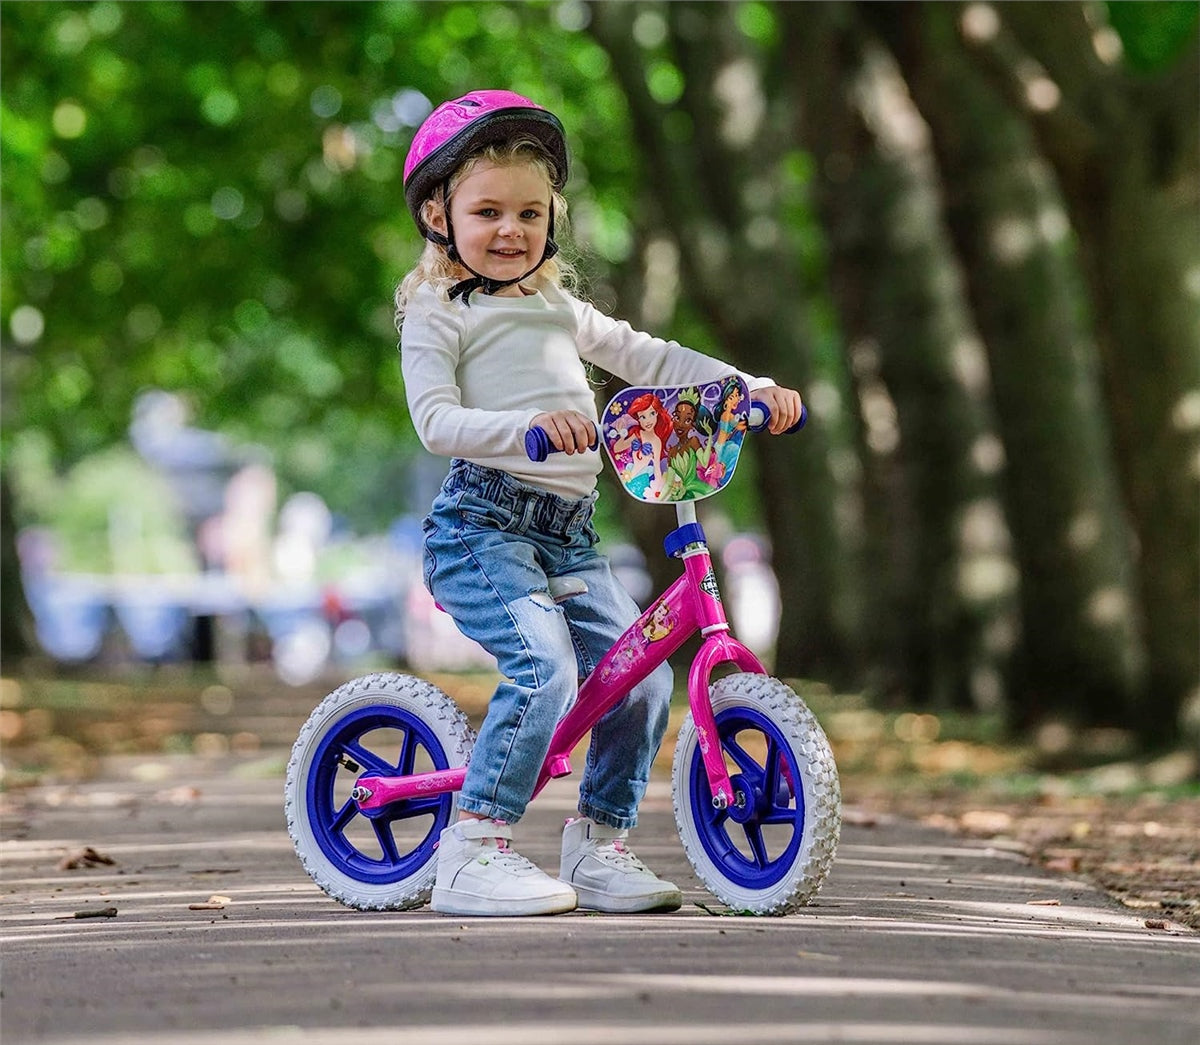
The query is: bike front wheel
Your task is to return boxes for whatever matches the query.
[672,673,840,914]
[285,672,474,910]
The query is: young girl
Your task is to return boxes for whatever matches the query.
[396,90,804,917]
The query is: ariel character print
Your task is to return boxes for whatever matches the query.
[610,391,672,499]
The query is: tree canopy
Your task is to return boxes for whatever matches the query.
[3,1,1197,744]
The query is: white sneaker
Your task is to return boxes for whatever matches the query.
[430,818,577,917]
[559,817,683,913]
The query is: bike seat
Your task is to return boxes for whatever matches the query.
[547,575,589,602]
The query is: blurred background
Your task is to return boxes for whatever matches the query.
[1,1,1197,770]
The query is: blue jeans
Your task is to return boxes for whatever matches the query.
[422,459,673,829]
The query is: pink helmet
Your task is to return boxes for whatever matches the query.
[403,89,568,237]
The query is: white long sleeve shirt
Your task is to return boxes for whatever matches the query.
[400,282,772,499]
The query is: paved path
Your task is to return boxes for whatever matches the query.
[2,751,1198,1045]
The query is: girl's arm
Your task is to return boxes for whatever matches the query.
[401,303,542,459]
[571,295,804,436]
[570,295,775,393]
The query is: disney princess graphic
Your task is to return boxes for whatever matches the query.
[715,381,744,463]
[641,600,677,642]
[602,377,750,503]
[666,387,706,463]
[660,383,739,499]
[609,391,672,500]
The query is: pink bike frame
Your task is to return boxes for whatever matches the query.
[351,523,763,814]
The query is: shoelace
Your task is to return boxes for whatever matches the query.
[480,837,540,874]
[592,838,651,873]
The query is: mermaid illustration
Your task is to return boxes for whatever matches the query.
[611,391,672,499]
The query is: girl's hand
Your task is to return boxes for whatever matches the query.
[530,410,597,455]
[754,385,804,435]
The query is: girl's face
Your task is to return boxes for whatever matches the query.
[436,161,551,296]
[636,406,659,431]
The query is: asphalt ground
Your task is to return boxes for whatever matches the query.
[2,748,1198,1045]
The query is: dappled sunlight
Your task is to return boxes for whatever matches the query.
[961,3,1000,43]
[989,215,1039,264]
[1086,585,1131,628]
[1092,26,1124,64]
[969,430,1003,474]
[1172,389,1200,430]
[1022,71,1062,113]
[5,760,1197,1045]
[951,336,992,396]
[714,57,764,148]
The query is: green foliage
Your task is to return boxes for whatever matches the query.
[1105,0,1200,71]
[0,0,639,530]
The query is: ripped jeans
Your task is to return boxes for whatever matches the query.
[422,459,673,829]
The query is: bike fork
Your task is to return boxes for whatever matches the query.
[672,524,767,812]
[688,631,766,810]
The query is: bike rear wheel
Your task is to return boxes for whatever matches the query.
[672,673,840,914]
[285,672,474,910]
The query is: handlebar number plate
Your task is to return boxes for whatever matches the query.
[601,377,750,503]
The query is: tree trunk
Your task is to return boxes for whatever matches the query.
[869,2,1146,728]
[0,471,34,663]
[958,1,1199,740]
[589,1,851,681]
[783,3,1016,710]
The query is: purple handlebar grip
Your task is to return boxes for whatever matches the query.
[749,401,808,434]
[525,426,600,461]
[525,427,553,462]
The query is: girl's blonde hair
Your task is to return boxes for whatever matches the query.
[394,138,577,326]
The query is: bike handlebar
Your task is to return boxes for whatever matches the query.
[525,400,807,461]
[523,426,600,463]
[747,401,808,435]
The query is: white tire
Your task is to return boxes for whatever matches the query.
[285,673,474,910]
[672,673,840,914]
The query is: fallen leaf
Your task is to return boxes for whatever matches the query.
[57,846,116,871]
[1144,918,1168,930]
[155,786,202,805]
[960,810,1014,835]
[73,907,118,919]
